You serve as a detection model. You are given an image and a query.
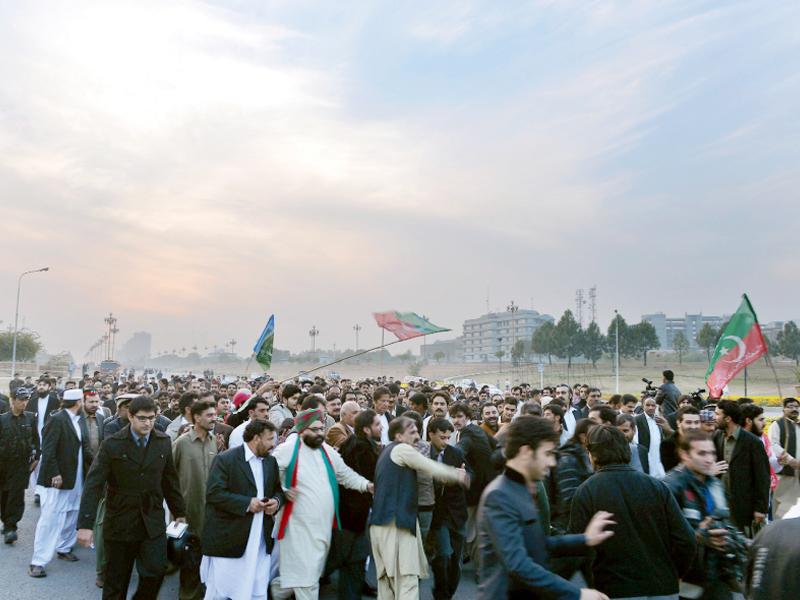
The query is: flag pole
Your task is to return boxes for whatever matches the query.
[242,352,255,378]
[765,351,783,399]
[381,329,385,376]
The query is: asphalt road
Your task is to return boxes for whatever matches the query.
[0,488,479,600]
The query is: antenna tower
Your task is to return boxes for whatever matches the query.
[575,289,585,328]
[588,286,597,323]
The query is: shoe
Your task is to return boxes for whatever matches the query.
[34,495,40,505]
[4,530,17,544]
[29,565,46,578]
[95,578,104,588]
[57,551,79,562]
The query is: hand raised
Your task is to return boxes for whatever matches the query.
[584,511,615,547]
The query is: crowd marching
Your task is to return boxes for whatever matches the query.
[1,368,799,600]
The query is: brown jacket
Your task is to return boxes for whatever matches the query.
[480,421,499,440]
[326,421,352,449]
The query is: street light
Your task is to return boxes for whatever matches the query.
[309,326,319,364]
[12,267,49,376]
[615,309,620,394]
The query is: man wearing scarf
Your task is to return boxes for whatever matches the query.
[271,409,374,600]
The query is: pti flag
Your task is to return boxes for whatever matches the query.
[705,295,767,398]
[253,315,275,370]
[373,311,450,341]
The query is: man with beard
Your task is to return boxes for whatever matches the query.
[26,378,60,499]
[479,403,500,441]
[229,397,270,449]
[271,409,373,600]
[742,403,781,491]
[101,382,116,413]
[422,391,451,442]
[768,397,800,519]
[271,384,301,428]
[324,409,382,600]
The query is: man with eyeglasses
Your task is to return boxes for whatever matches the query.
[77,395,186,600]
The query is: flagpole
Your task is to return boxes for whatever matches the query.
[765,352,783,399]
[242,352,255,378]
[276,338,407,385]
[381,329,385,376]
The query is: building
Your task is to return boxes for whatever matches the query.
[462,310,554,363]
[762,321,788,343]
[642,313,725,350]
[419,338,463,363]
[117,332,152,364]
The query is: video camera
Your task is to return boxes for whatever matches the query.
[709,509,750,581]
[641,378,660,398]
[690,388,707,407]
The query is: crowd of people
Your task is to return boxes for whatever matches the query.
[1,368,799,600]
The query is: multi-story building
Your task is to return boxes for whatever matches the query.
[462,310,554,363]
[118,332,152,364]
[419,338,463,363]
[642,313,725,350]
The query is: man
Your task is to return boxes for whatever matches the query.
[428,418,470,600]
[580,388,603,420]
[163,392,181,421]
[448,401,495,572]
[587,405,617,426]
[556,384,582,437]
[663,430,735,600]
[616,414,649,474]
[713,400,770,533]
[271,409,373,600]
[197,391,233,450]
[0,387,40,544]
[570,425,697,599]
[700,408,717,435]
[270,384,301,429]
[26,378,61,494]
[172,399,219,600]
[618,394,638,415]
[665,394,694,431]
[81,388,106,457]
[479,403,500,439]
[634,397,670,478]
[369,416,468,600]
[745,504,800,600]
[654,369,681,416]
[77,396,186,600]
[9,372,24,395]
[201,419,283,600]
[500,398,518,424]
[387,383,405,418]
[543,404,567,445]
[167,392,199,441]
[325,409,381,600]
[768,397,800,518]
[373,386,394,446]
[478,416,613,600]
[29,389,94,577]
[327,395,343,423]
[660,406,701,472]
[423,391,450,441]
[229,397,271,449]
[326,401,361,449]
[407,393,428,417]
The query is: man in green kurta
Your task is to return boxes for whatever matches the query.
[173,399,219,600]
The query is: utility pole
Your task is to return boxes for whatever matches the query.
[507,301,518,368]
[498,336,503,374]
[332,342,337,363]
[104,313,118,361]
[229,339,237,357]
[309,326,319,364]
[11,267,49,376]
[353,324,361,352]
[615,309,620,394]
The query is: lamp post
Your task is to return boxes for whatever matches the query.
[353,325,361,352]
[497,336,503,374]
[309,327,319,364]
[615,309,620,394]
[507,301,518,370]
[11,267,49,376]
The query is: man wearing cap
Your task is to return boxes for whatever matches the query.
[271,409,374,600]
[0,386,40,544]
[9,372,24,395]
[29,389,94,577]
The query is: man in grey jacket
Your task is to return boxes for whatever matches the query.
[654,370,681,416]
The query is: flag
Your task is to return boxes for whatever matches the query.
[705,295,767,398]
[253,315,275,370]
[373,311,450,341]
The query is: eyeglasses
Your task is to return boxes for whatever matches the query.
[306,427,325,433]
[133,415,157,422]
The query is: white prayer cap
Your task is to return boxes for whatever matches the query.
[63,389,83,403]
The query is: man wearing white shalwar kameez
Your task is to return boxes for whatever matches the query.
[200,419,284,600]
[271,409,373,600]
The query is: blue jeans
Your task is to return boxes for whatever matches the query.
[431,524,466,600]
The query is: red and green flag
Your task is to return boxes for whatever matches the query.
[705,294,767,398]
[373,311,450,341]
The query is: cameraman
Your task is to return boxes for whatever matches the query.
[654,370,681,416]
[663,430,734,600]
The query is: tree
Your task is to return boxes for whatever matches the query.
[696,323,718,362]
[0,329,44,362]
[778,321,800,366]
[407,361,422,376]
[531,321,555,364]
[715,320,731,345]
[550,310,583,367]
[432,351,446,364]
[397,350,413,364]
[606,314,632,361]
[764,338,779,365]
[582,321,606,366]
[630,321,660,366]
[511,340,526,366]
[672,331,690,365]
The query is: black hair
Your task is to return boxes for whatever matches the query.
[190,399,217,420]
[387,383,400,395]
[409,393,428,411]
[782,397,800,408]
[355,409,377,439]
[282,384,301,400]
[388,416,415,441]
[243,419,276,443]
[404,410,423,435]
[448,401,471,418]
[678,429,712,453]
[428,417,454,436]
[586,425,631,467]
[300,395,326,411]
[178,392,199,415]
[129,396,158,417]
[570,418,596,444]
[430,390,450,404]
[717,400,742,425]
[741,403,764,424]
[373,386,391,401]
[589,405,617,425]
[544,404,564,421]
[519,401,542,417]
[621,394,638,405]
[663,369,674,382]
[616,413,636,427]
[504,416,560,459]
[676,406,700,422]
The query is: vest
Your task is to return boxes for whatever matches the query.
[369,442,418,534]
[777,418,797,477]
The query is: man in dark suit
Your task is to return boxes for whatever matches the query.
[26,378,61,495]
[29,389,94,577]
[713,400,770,533]
[478,416,612,600]
[634,397,672,478]
[200,419,284,600]
[429,418,471,600]
[448,401,496,573]
[77,395,186,599]
[616,414,649,474]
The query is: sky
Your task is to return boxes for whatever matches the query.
[1,0,799,361]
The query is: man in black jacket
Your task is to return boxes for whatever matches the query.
[0,386,40,544]
[570,425,697,599]
[713,400,770,534]
[30,389,94,577]
[325,409,381,600]
[428,418,470,600]
[660,406,701,472]
[200,419,284,600]
[654,369,681,416]
[26,378,61,495]
[77,396,186,599]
